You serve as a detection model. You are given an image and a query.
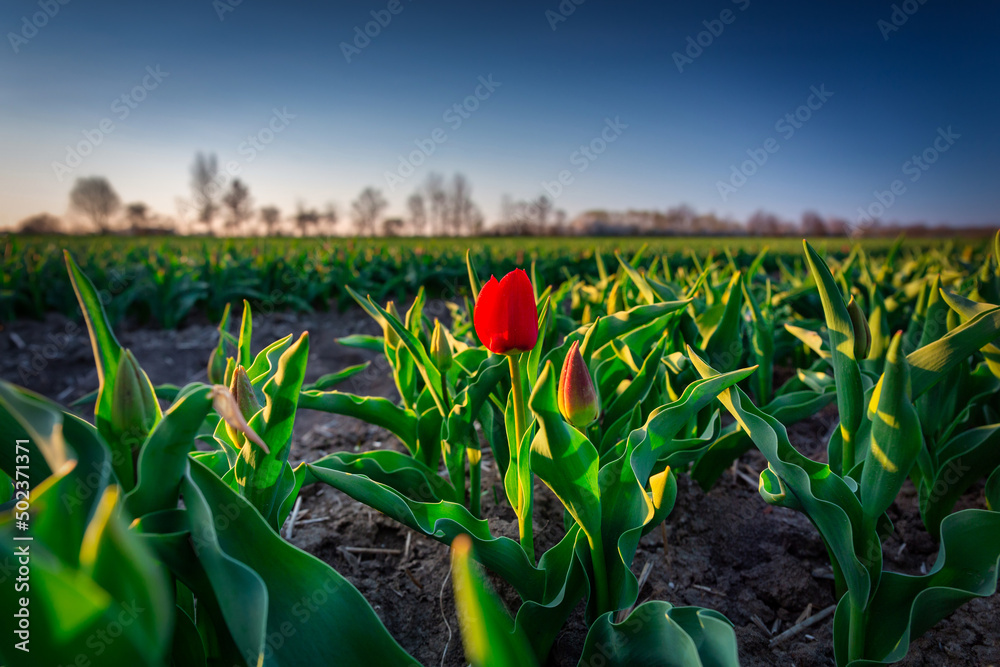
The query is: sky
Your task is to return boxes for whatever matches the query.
[1,0,998,230]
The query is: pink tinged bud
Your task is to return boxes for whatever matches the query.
[558,341,599,427]
[210,383,269,454]
[430,319,453,371]
[226,366,265,450]
[230,366,262,422]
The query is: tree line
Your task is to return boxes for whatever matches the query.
[13,151,988,238]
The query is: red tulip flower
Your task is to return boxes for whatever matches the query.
[474,269,538,355]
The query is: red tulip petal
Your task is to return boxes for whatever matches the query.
[474,276,503,352]
[498,269,538,353]
[473,269,538,354]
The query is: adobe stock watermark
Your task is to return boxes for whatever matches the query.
[213,0,244,21]
[672,0,751,73]
[920,458,972,511]
[877,0,929,41]
[236,107,296,162]
[7,0,71,54]
[340,0,413,63]
[51,66,170,183]
[205,107,296,186]
[383,75,501,192]
[716,84,833,202]
[541,117,628,201]
[77,600,148,661]
[545,0,587,31]
[177,107,296,220]
[15,321,81,384]
[855,126,959,227]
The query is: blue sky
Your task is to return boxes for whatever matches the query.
[1,0,998,229]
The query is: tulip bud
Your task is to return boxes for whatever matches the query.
[110,349,160,447]
[557,341,599,427]
[430,319,453,371]
[210,384,269,453]
[847,296,872,360]
[384,301,401,347]
[230,366,262,422]
[227,366,263,447]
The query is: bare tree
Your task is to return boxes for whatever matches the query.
[407,193,427,236]
[800,210,828,237]
[321,203,338,236]
[191,152,222,234]
[747,210,783,236]
[446,173,467,235]
[351,187,388,236]
[294,203,321,236]
[222,179,253,233]
[424,172,446,235]
[469,209,484,235]
[260,206,282,236]
[382,217,404,237]
[827,217,850,237]
[500,194,515,225]
[69,176,121,233]
[553,209,567,233]
[124,202,151,233]
[533,195,552,229]
[445,173,482,236]
[660,205,696,233]
[17,213,61,234]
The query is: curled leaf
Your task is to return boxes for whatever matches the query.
[210,384,268,453]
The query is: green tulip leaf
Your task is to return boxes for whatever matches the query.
[298,389,418,453]
[183,457,418,666]
[832,508,1000,666]
[529,361,603,551]
[237,332,309,527]
[125,384,214,519]
[918,423,1000,539]
[578,601,739,667]
[302,363,371,391]
[860,334,921,524]
[689,349,878,608]
[451,536,539,667]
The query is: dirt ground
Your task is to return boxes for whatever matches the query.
[2,308,997,667]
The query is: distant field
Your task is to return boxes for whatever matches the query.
[1,234,987,327]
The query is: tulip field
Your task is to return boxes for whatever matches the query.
[2,233,1000,666]
[0,235,908,327]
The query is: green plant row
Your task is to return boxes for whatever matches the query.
[1,231,998,666]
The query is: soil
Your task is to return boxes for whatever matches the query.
[2,309,997,667]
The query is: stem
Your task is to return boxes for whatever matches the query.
[508,353,534,561]
[822,539,848,601]
[468,449,481,519]
[519,505,534,563]
[842,425,856,475]
[508,354,527,446]
[588,533,610,615]
[848,600,866,662]
[448,368,482,519]
[440,374,451,416]
[441,374,466,504]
